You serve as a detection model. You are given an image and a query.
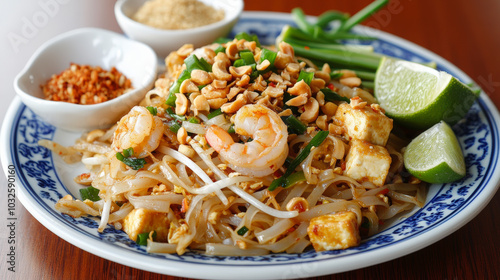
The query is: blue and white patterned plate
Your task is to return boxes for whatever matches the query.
[2,12,500,279]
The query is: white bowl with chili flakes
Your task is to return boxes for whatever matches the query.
[14,27,158,132]
[115,0,244,59]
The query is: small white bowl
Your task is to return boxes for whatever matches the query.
[115,0,244,59]
[14,27,158,132]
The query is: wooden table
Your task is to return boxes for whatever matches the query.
[1,0,499,279]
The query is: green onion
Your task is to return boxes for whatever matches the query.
[334,0,389,35]
[269,131,329,191]
[321,88,350,103]
[166,69,191,106]
[291,8,316,35]
[227,124,235,134]
[237,226,249,236]
[259,48,277,66]
[146,106,157,116]
[79,186,101,202]
[168,121,182,133]
[122,147,134,158]
[185,54,212,72]
[136,231,156,246]
[330,71,344,79]
[166,107,186,122]
[188,117,200,124]
[235,32,261,47]
[116,151,147,170]
[282,115,307,135]
[297,70,315,85]
[214,45,226,54]
[315,10,349,28]
[283,171,307,189]
[207,108,223,119]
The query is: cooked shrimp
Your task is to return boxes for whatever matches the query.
[112,106,164,158]
[205,104,288,177]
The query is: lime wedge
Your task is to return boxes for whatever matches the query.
[375,56,479,129]
[403,121,466,183]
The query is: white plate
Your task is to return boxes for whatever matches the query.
[2,11,500,280]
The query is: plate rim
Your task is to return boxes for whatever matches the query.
[2,11,500,279]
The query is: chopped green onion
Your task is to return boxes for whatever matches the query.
[166,107,186,122]
[282,115,307,135]
[330,71,344,80]
[235,32,261,47]
[122,147,134,158]
[207,108,223,119]
[116,151,147,170]
[322,88,350,103]
[185,54,212,72]
[237,226,249,236]
[136,231,156,246]
[269,131,329,191]
[297,70,315,85]
[79,186,101,202]
[168,121,182,133]
[335,0,389,34]
[188,117,200,124]
[166,69,191,106]
[214,45,226,54]
[227,124,235,134]
[283,171,307,189]
[146,106,157,116]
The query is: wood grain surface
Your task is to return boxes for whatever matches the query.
[1,0,499,279]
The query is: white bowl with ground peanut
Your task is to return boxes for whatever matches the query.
[14,27,158,132]
[115,0,244,58]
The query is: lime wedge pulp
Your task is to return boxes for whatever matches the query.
[375,56,479,130]
[403,121,466,184]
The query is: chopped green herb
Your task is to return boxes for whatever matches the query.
[79,186,101,202]
[122,147,134,158]
[234,32,261,47]
[269,131,329,191]
[188,117,200,124]
[282,115,307,135]
[321,88,350,103]
[283,171,307,189]
[166,107,186,122]
[146,106,157,116]
[237,226,249,236]
[227,124,235,134]
[116,151,147,170]
[330,71,344,79]
[214,45,226,54]
[207,108,223,119]
[297,70,315,85]
[136,231,156,246]
[185,54,212,72]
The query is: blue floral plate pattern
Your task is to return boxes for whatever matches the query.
[1,12,499,280]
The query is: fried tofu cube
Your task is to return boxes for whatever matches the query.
[122,208,170,242]
[344,139,392,186]
[335,102,393,146]
[307,212,360,251]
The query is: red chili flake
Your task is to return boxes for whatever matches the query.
[304,46,310,50]
[269,82,276,87]
[379,220,385,225]
[327,83,335,91]
[378,188,390,195]
[341,161,346,171]
[287,227,296,233]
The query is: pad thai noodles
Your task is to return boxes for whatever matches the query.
[40,37,427,256]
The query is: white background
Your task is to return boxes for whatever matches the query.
[0,0,121,126]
